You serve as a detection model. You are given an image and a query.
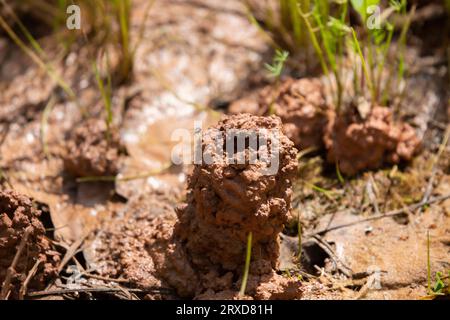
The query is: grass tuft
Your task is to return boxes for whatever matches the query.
[265,49,289,115]
[295,0,414,112]
[265,49,289,78]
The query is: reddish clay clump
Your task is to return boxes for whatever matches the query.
[152,114,301,298]
[174,114,298,271]
[93,114,301,299]
[64,119,124,177]
[229,78,328,150]
[0,190,60,299]
[92,191,180,295]
[324,106,421,175]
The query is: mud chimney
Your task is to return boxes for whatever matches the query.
[174,113,298,273]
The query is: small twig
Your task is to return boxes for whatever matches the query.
[356,273,377,299]
[313,266,352,294]
[80,273,130,284]
[366,174,380,215]
[71,256,86,274]
[116,285,136,300]
[0,226,33,299]
[382,166,397,212]
[57,232,90,274]
[26,286,171,298]
[392,191,414,216]
[311,235,353,278]
[308,194,450,237]
[19,259,42,300]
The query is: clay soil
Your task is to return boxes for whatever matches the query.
[0,0,449,300]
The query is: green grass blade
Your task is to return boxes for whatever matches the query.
[93,61,113,141]
[336,162,345,185]
[132,0,156,57]
[239,232,253,298]
[0,15,76,102]
[351,27,375,104]
[305,181,335,200]
[397,5,415,86]
[298,6,329,76]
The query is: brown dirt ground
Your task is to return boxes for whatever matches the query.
[0,190,60,299]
